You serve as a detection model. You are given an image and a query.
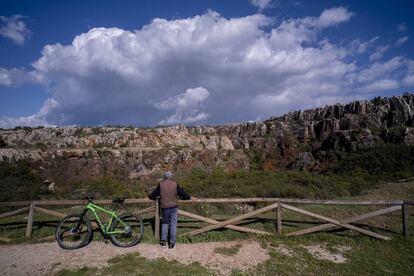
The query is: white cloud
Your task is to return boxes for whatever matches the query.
[403,60,414,85]
[359,79,400,94]
[317,6,353,28]
[397,23,407,32]
[0,115,51,129]
[0,15,30,45]
[0,68,44,86]
[349,36,378,54]
[249,0,273,12]
[156,87,210,125]
[369,45,390,62]
[0,7,411,128]
[395,36,409,46]
[358,57,405,83]
[0,98,57,129]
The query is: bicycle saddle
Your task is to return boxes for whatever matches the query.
[112,197,125,204]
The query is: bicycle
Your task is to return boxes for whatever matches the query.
[55,195,144,250]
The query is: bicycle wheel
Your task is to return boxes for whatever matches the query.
[109,213,144,247]
[55,214,92,250]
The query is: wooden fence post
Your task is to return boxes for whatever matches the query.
[277,200,282,235]
[25,202,35,238]
[154,199,160,241]
[402,202,408,239]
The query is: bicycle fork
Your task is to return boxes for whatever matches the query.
[73,209,88,234]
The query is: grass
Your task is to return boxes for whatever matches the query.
[53,233,414,275]
[56,253,213,276]
[1,181,413,275]
[232,235,414,276]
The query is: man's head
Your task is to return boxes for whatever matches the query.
[163,171,173,179]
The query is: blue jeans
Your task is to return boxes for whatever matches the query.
[161,207,178,244]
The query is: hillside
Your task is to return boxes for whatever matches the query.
[0,93,413,199]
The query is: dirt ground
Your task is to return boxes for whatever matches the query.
[0,240,270,276]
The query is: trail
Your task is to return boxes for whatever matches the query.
[0,240,269,276]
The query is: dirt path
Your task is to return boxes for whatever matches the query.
[0,240,269,276]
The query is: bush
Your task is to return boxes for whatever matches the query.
[0,161,45,201]
[328,144,414,181]
[0,136,6,148]
[59,177,149,199]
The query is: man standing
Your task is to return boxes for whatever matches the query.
[149,171,191,249]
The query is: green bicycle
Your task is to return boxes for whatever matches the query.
[55,195,144,250]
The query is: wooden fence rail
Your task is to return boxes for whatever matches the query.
[0,198,412,242]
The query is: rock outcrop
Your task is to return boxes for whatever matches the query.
[0,93,413,183]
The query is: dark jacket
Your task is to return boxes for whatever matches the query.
[148,179,191,208]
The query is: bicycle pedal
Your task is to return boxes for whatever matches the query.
[104,239,109,244]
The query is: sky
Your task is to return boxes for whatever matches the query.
[0,0,413,128]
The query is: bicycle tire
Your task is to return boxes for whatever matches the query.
[109,213,144,247]
[55,214,92,250]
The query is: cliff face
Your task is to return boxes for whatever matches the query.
[0,93,413,184]
[217,93,414,169]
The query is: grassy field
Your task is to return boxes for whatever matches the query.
[0,181,413,275]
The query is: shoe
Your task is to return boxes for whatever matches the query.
[168,243,175,250]
[160,240,167,247]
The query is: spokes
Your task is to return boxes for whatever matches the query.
[55,215,92,250]
[110,214,144,247]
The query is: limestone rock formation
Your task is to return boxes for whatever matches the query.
[0,93,413,184]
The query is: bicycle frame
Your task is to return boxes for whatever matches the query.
[83,202,127,236]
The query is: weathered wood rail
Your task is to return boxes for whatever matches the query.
[0,198,412,242]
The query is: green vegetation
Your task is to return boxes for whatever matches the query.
[57,253,213,276]
[93,143,107,149]
[0,136,6,147]
[0,161,45,201]
[329,144,414,181]
[59,177,148,199]
[237,236,414,276]
[177,168,355,199]
[1,144,413,202]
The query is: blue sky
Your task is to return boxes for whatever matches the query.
[0,0,413,127]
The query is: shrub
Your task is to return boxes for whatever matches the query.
[0,136,6,148]
[328,144,414,181]
[0,161,45,201]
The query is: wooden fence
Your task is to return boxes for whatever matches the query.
[0,198,412,242]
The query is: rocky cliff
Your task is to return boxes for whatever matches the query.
[1,93,413,185]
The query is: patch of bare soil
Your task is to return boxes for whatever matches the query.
[0,240,269,276]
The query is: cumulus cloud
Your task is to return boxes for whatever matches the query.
[156,87,210,125]
[0,15,30,45]
[0,7,411,128]
[249,0,273,12]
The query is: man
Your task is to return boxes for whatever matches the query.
[148,171,191,249]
